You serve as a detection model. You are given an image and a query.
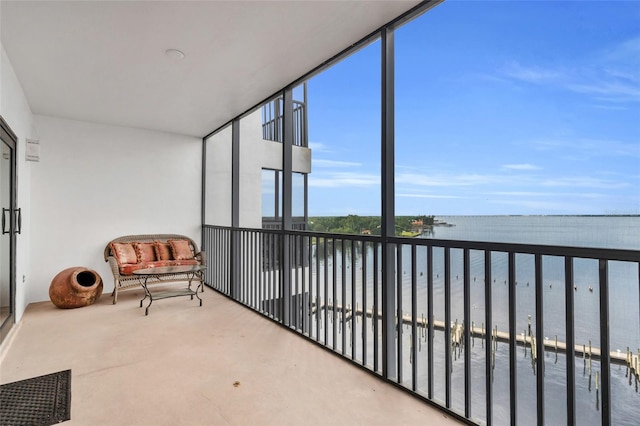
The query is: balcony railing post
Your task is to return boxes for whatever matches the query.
[565,257,576,426]
[230,229,240,299]
[485,250,493,426]
[535,254,544,426]
[381,24,397,381]
[509,252,518,425]
[382,241,397,380]
[463,248,471,418]
[599,259,611,426]
[444,247,451,407]
[427,245,434,399]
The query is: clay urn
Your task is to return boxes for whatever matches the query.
[49,267,103,308]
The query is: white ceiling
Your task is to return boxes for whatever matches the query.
[1,1,422,137]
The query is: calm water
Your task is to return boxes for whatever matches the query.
[309,215,639,425]
[430,215,640,250]
[421,215,640,425]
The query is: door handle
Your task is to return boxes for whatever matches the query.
[15,208,21,234]
[1,208,21,234]
[1,208,8,235]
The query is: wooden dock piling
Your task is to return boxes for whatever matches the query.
[316,302,638,367]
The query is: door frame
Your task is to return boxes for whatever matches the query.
[0,115,17,344]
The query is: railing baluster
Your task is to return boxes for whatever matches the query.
[352,240,357,361]
[374,241,379,373]
[397,244,403,384]
[412,244,418,392]
[307,235,313,337]
[333,238,338,351]
[565,256,575,426]
[599,259,611,426]
[509,252,517,426]
[260,232,265,313]
[342,239,347,355]
[264,232,269,314]
[213,228,218,290]
[250,231,255,309]
[270,232,275,317]
[464,248,471,418]
[427,245,434,399]
[296,235,301,330]
[535,254,544,426]
[244,231,248,305]
[362,242,368,367]
[263,232,267,314]
[315,236,320,342]
[485,250,493,426]
[324,237,329,345]
[254,232,258,306]
[218,228,222,291]
[241,231,245,303]
[444,247,451,407]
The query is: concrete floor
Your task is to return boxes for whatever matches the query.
[1,286,462,426]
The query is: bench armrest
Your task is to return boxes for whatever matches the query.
[106,255,121,278]
[195,250,206,266]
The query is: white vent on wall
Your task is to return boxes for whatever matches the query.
[26,139,40,161]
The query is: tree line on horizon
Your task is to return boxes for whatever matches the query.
[307,214,435,236]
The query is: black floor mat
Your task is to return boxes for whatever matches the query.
[0,370,71,425]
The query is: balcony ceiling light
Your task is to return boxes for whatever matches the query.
[165,48,185,59]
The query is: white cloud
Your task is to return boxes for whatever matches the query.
[308,142,329,152]
[499,38,640,104]
[396,193,461,199]
[313,159,362,168]
[568,81,640,103]
[540,176,630,189]
[489,191,605,199]
[396,172,500,187]
[603,36,640,64]
[500,62,562,84]
[309,172,378,188]
[502,163,540,171]
[529,138,640,158]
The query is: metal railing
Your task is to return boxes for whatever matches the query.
[261,99,307,147]
[262,216,307,231]
[202,225,640,425]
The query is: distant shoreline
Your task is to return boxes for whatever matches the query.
[435,214,639,218]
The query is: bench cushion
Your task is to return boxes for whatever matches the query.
[119,259,199,275]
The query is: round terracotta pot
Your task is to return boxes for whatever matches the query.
[49,267,103,309]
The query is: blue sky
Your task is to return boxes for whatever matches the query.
[305,0,640,216]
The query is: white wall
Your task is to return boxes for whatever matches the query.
[30,115,201,302]
[1,45,35,322]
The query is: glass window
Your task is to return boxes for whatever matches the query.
[306,39,381,235]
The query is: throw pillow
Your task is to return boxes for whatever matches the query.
[168,239,194,260]
[110,242,138,264]
[133,242,157,263]
[154,241,173,260]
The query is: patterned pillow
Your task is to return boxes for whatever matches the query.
[133,242,156,263]
[168,239,194,260]
[110,242,138,264]
[154,241,173,261]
